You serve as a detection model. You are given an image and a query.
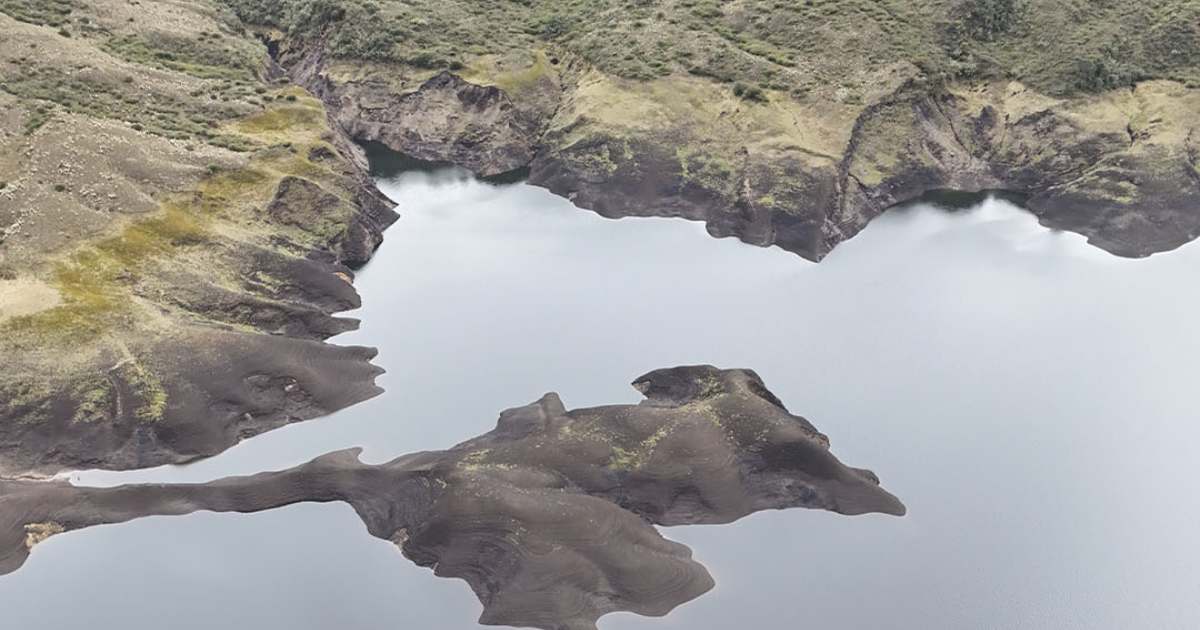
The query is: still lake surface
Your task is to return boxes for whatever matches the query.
[2,153,1198,629]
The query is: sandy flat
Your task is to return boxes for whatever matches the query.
[0,279,62,322]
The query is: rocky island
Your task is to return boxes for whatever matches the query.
[1,366,905,630]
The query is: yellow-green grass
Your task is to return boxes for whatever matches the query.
[2,93,349,346]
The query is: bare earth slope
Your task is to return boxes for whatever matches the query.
[257,0,1200,261]
[0,1,397,475]
[0,366,905,630]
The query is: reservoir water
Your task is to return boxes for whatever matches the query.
[2,152,1198,629]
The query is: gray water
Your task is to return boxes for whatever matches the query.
[3,159,1199,629]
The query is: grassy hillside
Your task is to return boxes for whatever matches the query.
[0,0,392,472]
[221,0,1200,99]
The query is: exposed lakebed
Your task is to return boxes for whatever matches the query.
[2,150,1198,629]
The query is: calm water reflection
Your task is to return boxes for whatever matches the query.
[3,157,1198,629]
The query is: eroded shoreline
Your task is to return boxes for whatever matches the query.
[273,33,1200,264]
[4,1,1198,478]
[0,6,398,477]
[1,366,904,630]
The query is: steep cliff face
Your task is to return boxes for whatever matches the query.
[274,36,1199,262]
[835,82,1200,259]
[0,3,398,476]
[280,36,557,178]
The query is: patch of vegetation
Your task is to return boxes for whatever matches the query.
[1142,5,1200,78]
[458,448,491,471]
[103,33,260,81]
[222,0,405,60]
[234,103,325,135]
[22,104,54,135]
[0,137,303,345]
[95,205,209,266]
[117,359,168,422]
[0,380,53,426]
[676,147,737,191]
[71,375,113,423]
[195,165,274,208]
[956,0,1025,42]
[733,81,767,103]
[0,63,255,146]
[473,50,553,95]
[260,0,1200,97]
[606,421,678,471]
[1067,46,1149,94]
[4,202,209,342]
[3,91,355,346]
[7,256,123,341]
[0,0,75,27]
[207,133,258,152]
[948,0,1200,94]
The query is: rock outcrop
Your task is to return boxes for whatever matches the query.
[276,38,1200,261]
[0,366,903,630]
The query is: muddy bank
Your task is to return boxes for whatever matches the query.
[0,366,903,630]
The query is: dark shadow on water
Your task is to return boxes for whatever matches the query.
[363,141,457,178]
[364,139,1029,219]
[898,188,1030,212]
[481,165,532,186]
[362,140,529,184]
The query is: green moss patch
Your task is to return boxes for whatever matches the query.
[243,0,1200,98]
[4,203,209,343]
[70,374,113,423]
[103,33,259,81]
[1,90,362,347]
[235,104,325,135]
[0,64,251,143]
[117,358,168,422]
[0,0,75,27]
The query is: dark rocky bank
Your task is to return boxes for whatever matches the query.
[0,366,903,630]
[276,35,1200,262]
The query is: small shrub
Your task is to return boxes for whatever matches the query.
[531,14,571,39]
[406,51,445,69]
[733,81,767,103]
[1068,55,1146,93]
[956,0,1024,42]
